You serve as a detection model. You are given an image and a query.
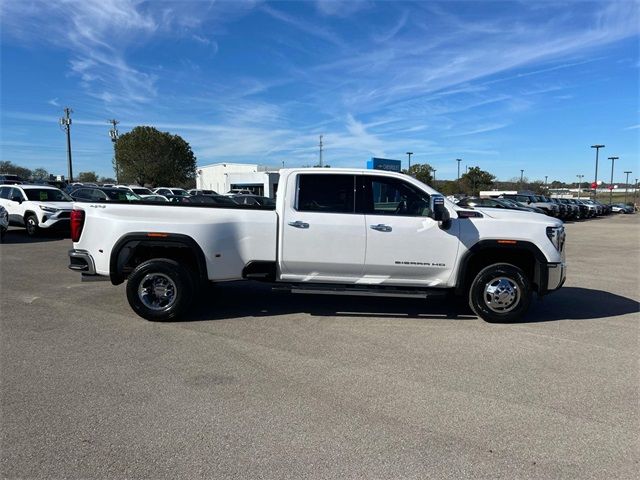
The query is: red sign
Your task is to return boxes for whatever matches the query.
[591,182,597,189]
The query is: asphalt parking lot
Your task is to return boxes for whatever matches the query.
[1,215,638,479]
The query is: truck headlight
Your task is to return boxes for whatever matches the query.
[39,205,59,213]
[546,226,565,251]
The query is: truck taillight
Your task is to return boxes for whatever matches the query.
[70,209,85,242]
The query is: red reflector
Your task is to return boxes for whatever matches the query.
[146,232,169,238]
[70,209,85,242]
[497,240,517,244]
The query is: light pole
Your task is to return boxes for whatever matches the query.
[544,175,548,188]
[406,152,413,171]
[591,144,605,200]
[624,171,632,204]
[108,119,120,183]
[577,174,584,199]
[59,107,73,183]
[608,156,618,205]
[634,178,638,207]
[432,168,436,186]
[456,158,462,192]
[520,169,524,190]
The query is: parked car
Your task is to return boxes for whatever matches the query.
[153,187,190,197]
[499,193,560,217]
[0,173,24,185]
[0,205,8,242]
[497,197,546,214]
[611,203,634,214]
[227,188,253,195]
[69,168,566,323]
[227,194,276,207]
[555,198,580,219]
[116,185,154,196]
[140,194,170,202]
[70,187,142,202]
[0,184,73,236]
[188,189,218,196]
[456,197,537,213]
[575,199,598,218]
[182,194,238,205]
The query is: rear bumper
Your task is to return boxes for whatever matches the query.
[68,249,96,275]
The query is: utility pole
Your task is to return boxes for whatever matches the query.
[624,171,632,204]
[608,156,618,205]
[406,152,413,171]
[59,107,73,183]
[456,158,462,192]
[591,144,605,200]
[108,119,120,183]
[318,135,323,167]
[576,174,584,199]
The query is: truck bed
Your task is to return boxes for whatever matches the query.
[73,202,278,281]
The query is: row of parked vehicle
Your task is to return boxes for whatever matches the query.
[0,182,276,239]
[453,191,635,220]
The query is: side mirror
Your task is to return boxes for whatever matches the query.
[11,195,22,204]
[431,195,451,229]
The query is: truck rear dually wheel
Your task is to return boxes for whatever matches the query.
[126,258,194,321]
[469,263,532,323]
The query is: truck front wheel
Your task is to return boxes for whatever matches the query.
[126,258,194,321]
[469,263,532,323]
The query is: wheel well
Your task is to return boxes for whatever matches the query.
[458,248,538,294]
[111,238,207,285]
[24,211,37,220]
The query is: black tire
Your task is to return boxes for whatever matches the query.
[25,214,39,237]
[126,258,195,321]
[468,263,532,323]
[0,229,5,243]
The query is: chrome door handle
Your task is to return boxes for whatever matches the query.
[288,221,309,229]
[370,224,392,232]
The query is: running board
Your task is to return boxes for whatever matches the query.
[275,285,448,299]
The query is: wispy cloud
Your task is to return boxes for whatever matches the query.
[625,124,640,130]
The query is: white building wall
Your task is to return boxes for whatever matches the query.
[196,163,280,197]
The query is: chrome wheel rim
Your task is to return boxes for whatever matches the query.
[483,277,520,313]
[138,273,177,311]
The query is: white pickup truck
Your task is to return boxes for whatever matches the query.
[68,168,566,323]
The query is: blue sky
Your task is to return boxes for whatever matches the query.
[1,0,638,183]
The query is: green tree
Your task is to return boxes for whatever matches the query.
[115,126,197,188]
[461,166,495,195]
[99,176,116,184]
[32,168,50,180]
[403,163,434,185]
[77,171,98,183]
[0,160,32,179]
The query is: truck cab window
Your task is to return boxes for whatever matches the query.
[361,176,431,216]
[297,174,355,213]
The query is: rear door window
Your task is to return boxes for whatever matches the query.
[296,174,355,213]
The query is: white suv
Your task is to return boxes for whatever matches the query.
[0,184,73,236]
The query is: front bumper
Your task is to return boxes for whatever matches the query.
[545,262,566,291]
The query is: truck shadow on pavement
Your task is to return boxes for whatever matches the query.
[186,283,638,323]
[1,229,69,244]
[525,287,639,322]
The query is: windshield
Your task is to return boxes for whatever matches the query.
[25,188,71,202]
[131,187,152,195]
[171,189,189,196]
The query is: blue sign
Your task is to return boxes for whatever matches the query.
[367,157,402,172]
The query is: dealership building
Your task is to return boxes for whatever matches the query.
[195,163,281,197]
